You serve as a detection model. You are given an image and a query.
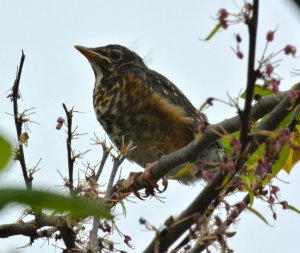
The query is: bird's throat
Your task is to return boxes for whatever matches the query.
[91,62,104,89]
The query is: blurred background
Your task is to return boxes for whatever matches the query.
[1,1,300,252]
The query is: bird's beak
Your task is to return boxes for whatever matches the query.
[74,45,112,64]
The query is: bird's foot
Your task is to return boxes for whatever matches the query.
[143,161,168,194]
[121,161,168,199]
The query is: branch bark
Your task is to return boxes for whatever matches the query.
[120,91,287,194]
[143,89,300,253]
[62,103,75,194]
[11,50,32,191]
[0,213,58,238]
[239,0,259,147]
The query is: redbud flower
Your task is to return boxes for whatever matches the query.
[268,195,275,204]
[270,78,280,93]
[266,31,274,42]
[215,216,222,226]
[139,218,146,224]
[198,123,207,134]
[280,201,289,209]
[284,45,296,56]
[124,235,132,247]
[202,170,214,181]
[220,20,228,29]
[206,97,214,106]
[266,64,274,76]
[231,136,242,152]
[218,8,229,19]
[236,51,244,59]
[56,116,65,130]
[271,185,280,194]
[235,202,245,212]
[226,161,236,173]
[218,8,229,29]
[278,128,291,143]
[288,90,299,100]
[236,33,242,43]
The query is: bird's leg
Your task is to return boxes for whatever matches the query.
[142,161,168,193]
[123,171,144,200]
[120,161,168,199]
[141,161,159,188]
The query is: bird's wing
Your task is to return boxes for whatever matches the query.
[144,68,207,132]
[117,63,223,150]
[144,68,223,150]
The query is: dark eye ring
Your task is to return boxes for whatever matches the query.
[110,49,122,61]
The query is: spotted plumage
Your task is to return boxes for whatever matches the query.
[75,44,222,184]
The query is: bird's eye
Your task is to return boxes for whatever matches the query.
[110,49,122,61]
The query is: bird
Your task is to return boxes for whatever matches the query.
[75,44,222,184]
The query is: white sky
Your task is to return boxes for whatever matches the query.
[1,0,300,252]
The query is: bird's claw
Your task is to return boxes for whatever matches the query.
[122,161,168,199]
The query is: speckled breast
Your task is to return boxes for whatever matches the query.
[92,73,195,167]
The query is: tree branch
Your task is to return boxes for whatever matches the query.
[0,213,58,238]
[11,50,32,191]
[120,91,287,194]
[0,212,81,251]
[93,143,109,181]
[239,0,259,147]
[62,103,75,194]
[143,89,300,253]
[90,155,126,250]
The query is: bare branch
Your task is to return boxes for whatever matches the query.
[93,139,110,181]
[57,219,77,250]
[11,50,32,191]
[105,156,126,198]
[62,103,75,194]
[90,155,126,250]
[0,213,58,239]
[239,0,259,147]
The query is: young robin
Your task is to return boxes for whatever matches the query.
[75,44,222,184]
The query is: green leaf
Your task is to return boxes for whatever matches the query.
[291,82,300,90]
[0,135,11,172]
[283,124,300,174]
[0,188,111,218]
[173,163,195,179]
[247,142,265,167]
[246,206,271,226]
[263,144,290,185]
[241,84,272,99]
[220,132,239,154]
[202,23,222,41]
[240,176,254,206]
[246,110,294,185]
[263,110,294,184]
[287,204,300,215]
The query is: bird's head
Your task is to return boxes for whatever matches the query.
[75,44,145,78]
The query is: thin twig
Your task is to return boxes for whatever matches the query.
[171,196,224,253]
[94,144,109,181]
[62,103,75,194]
[123,90,288,194]
[191,195,250,253]
[239,0,259,148]
[90,155,126,250]
[0,213,58,238]
[105,156,126,198]
[143,90,300,253]
[11,50,32,191]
